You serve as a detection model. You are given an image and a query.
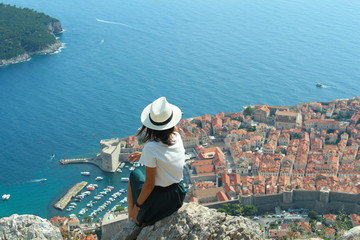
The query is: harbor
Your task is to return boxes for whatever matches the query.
[53,181,88,211]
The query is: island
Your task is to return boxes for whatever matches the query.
[0,4,63,66]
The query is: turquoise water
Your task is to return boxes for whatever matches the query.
[0,0,359,219]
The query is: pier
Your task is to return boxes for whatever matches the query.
[53,181,88,211]
[60,157,103,169]
[60,156,122,173]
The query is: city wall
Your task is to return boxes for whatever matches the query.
[207,190,360,214]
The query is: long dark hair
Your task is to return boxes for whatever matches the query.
[137,126,175,146]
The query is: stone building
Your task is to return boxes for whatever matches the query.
[254,105,270,122]
[275,111,302,129]
[100,138,121,172]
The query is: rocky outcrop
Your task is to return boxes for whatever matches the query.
[339,226,360,240]
[0,214,62,240]
[0,41,62,66]
[106,203,262,240]
[48,21,63,34]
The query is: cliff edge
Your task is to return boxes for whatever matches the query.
[102,202,262,240]
[0,214,62,240]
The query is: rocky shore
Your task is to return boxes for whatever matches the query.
[0,214,62,240]
[0,21,63,67]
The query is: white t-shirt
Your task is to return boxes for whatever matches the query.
[139,132,185,187]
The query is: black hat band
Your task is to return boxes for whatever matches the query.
[149,112,173,126]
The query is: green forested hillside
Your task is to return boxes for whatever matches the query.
[0,3,60,60]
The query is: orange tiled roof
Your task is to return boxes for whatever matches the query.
[323,214,336,221]
[217,190,229,201]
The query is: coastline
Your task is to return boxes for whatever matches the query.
[0,40,63,67]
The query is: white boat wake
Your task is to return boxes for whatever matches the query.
[96,18,136,29]
[28,178,47,183]
[96,18,154,35]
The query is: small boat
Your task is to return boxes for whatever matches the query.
[120,162,125,168]
[2,194,11,200]
[121,177,129,182]
[95,176,103,181]
[129,167,135,171]
[94,196,101,200]
[316,83,323,87]
[81,172,90,176]
[119,189,126,193]
[107,186,114,191]
[116,168,122,173]
[87,185,95,191]
[70,202,77,206]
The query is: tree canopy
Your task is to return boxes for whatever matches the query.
[217,203,258,217]
[243,106,255,116]
[0,3,59,60]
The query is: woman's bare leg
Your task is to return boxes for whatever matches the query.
[127,180,133,219]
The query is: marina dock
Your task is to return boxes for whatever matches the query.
[54,181,88,211]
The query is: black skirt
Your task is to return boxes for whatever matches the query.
[130,168,187,226]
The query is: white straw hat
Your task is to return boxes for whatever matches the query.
[141,97,182,130]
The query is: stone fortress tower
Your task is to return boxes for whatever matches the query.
[99,138,121,172]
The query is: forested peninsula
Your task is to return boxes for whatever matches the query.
[0,3,63,66]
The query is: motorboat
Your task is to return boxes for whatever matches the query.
[316,83,323,87]
[81,172,90,176]
[121,177,129,182]
[2,194,11,200]
[95,176,103,181]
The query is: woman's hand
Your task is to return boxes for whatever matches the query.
[128,152,141,162]
[131,205,140,224]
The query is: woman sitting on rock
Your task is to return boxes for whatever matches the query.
[127,97,187,226]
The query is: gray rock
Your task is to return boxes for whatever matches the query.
[48,21,63,34]
[0,214,62,240]
[112,203,262,240]
[339,226,360,240]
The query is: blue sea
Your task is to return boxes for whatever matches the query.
[0,0,359,219]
